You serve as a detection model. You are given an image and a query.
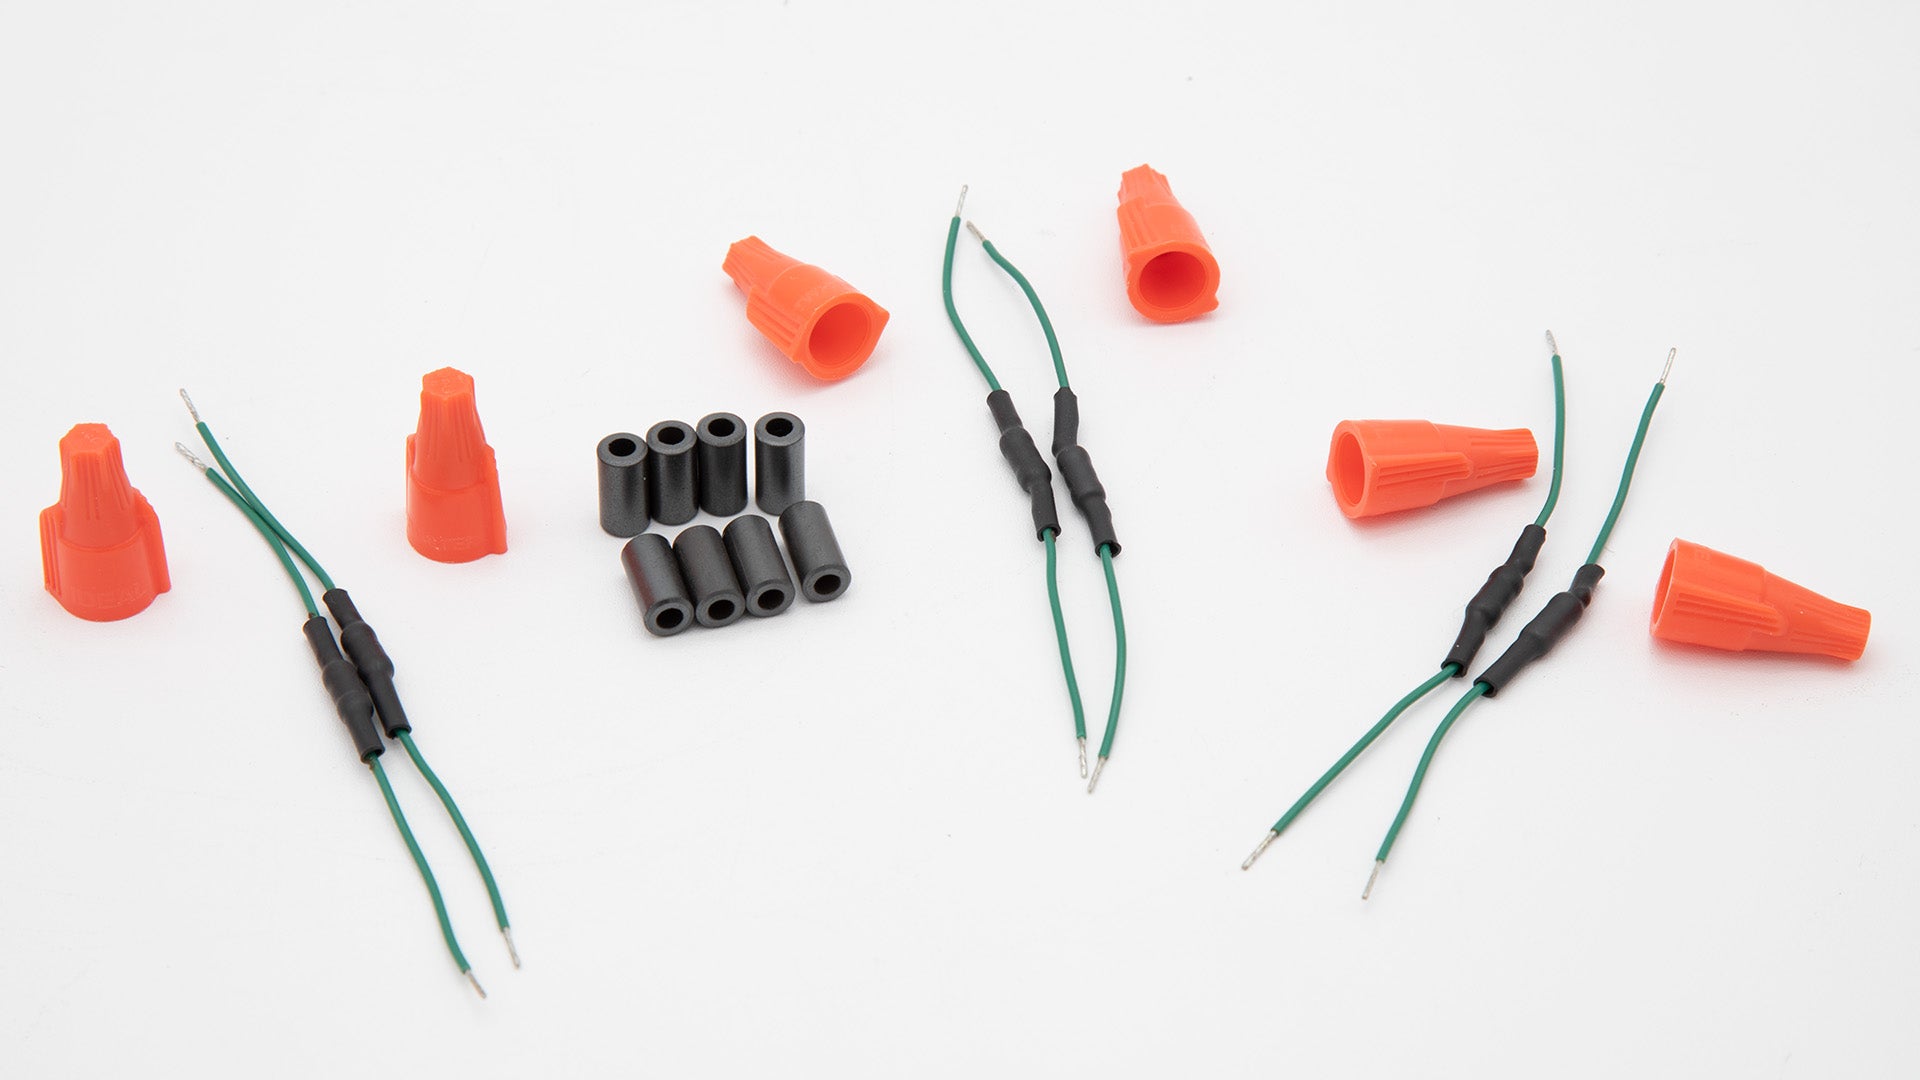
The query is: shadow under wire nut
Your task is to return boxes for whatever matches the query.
[778,500,851,603]
[696,412,749,517]
[673,524,747,628]
[647,420,699,526]
[621,532,695,637]
[753,412,805,516]
[597,432,649,537]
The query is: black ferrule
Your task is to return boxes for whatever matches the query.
[778,500,851,602]
[1475,563,1606,696]
[1051,388,1120,556]
[724,515,796,617]
[621,533,695,637]
[647,421,699,526]
[303,615,383,761]
[673,525,747,627]
[1442,524,1548,674]
[597,432,649,537]
[696,413,749,517]
[754,412,806,516]
[986,390,1061,540]
[322,588,410,737]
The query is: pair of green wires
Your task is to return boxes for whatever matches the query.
[1241,334,1568,873]
[174,391,513,996]
[942,187,1129,792]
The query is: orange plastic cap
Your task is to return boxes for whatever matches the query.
[405,367,507,563]
[39,423,171,620]
[723,237,889,380]
[1326,420,1538,519]
[1650,539,1869,661]
[1116,165,1220,323]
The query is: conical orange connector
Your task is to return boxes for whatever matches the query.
[1326,419,1538,519]
[1650,539,1870,661]
[1116,165,1220,323]
[406,367,507,563]
[39,423,171,621]
[723,237,889,381]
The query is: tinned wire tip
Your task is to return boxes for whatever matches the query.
[464,969,488,999]
[1078,737,1088,779]
[177,388,202,423]
[1544,329,1558,357]
[964,220,986,243]
[1660,347,1677,385]
[1086,756,1108,794]
[503,926,521,969]
[173,442,212,471]
[953,185,968,218]
[1361,859,1385,901]
[1241,830,1278,871]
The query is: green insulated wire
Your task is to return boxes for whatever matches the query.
[1363,681,1491,899]
[175,445,317,616]
[180,390,336,592]
[1044,532,1090,758]
[1240,665,1459,870]
[1087,546,1127,793]
[1586,350,1674,565]
[371,755,484,997]
[974,229,1068,388]
[941,189,1001,392]
[398,732,517,966]
[1534,336,1568,529]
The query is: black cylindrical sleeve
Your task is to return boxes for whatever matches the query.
[1442,524,1548,674]
[986,390,1060,540]
[754,412,806,516]
[1050,388,1119,556]
[673,524,747,627]
[597,432,649,537]
[1475,563,1606,695]
[303,615,384,761]
[724,515,797,617]
[621,533,695,637]
[322,588,409,737]
[696,413,749,517]
[647,421,699,526]
[778,500,851,603]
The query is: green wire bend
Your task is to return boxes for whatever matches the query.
[197,467,317,617]
[1375,681,1491,864]
[194,420,336,592]
[371,755,472,977]
[1265,665,1458,838]
[1044,532,1088,742]
[1586,379,1667,565]
[1533,351,1567,528]
[941,215,1001,392]
[1093,546,1127,761]
[977,238,1068,389]
[398,732,511,935]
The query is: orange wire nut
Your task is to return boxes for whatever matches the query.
[1326,420,1538,519]
[39,423,171,621]
[722,237,889,381]
[1115,164,1220,323]
[1650,539,1870,661]
[405,367,507,563]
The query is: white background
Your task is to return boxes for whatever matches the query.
[3,2,1915,1076]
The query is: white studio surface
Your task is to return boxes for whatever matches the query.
[2,2,1916,1076]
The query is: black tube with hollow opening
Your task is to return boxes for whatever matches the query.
[754,412,805,516]
[778,500,851,603]
[647,420,699,526]
[724,514,796,617]
[673,524,746,628]
[621,533,694,637]
[598,432,650,536]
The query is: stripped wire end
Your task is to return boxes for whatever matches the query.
[464,969,488,1000]
[1361,859,1385,901]
[1544,329,1558,358]
[953,185,968,219]
[1086,755,1108,794]
[1241,830,1278,871]
[1078,737,1088,780]
[173,442,213,471]
[1660,347,1677,385]
[965,220,987,243]
[502,927,522,970]
[177,388,202,423]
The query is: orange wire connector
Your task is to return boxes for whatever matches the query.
[1326,419,1538,519]
[1115,165,1220,323]
[723,237,889,381]
[406,367,507,563]
[1651,539,1870,661]
[40,423,171,621]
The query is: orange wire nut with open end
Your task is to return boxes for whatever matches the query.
[406,367,507,563]
[723,237,889,381]
[1326,420,1538,519]
[1115,165,1220,323]
[1651,539,1870,661]
[40,423,171,621]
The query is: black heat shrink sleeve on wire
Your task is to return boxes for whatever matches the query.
[986,390,1061,540]
[1050,388,1120,556]
[323,588,410,737]
[1443,524,1547,674]
[1474,563,1605,696]
[303,615,385,761]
